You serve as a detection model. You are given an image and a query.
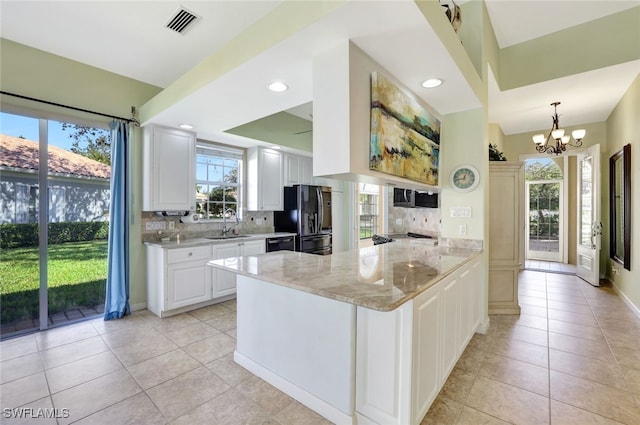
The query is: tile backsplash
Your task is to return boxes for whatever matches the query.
[141,210,274,242]
[386,191,441,236]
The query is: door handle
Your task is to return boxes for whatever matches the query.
[590,221,602,249]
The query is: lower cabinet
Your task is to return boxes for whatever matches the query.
[355,256,482,425]
[146,238,266,317]
[212,239,266,298]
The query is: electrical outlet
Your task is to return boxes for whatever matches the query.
[168,221,175,230]
[395,218,402,225]
[145,221,166,231]
[256,218,263,226]
[459,224,467,235]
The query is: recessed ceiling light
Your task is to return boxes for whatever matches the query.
[268,81,288,92]
[421,78,443,88]
[179,124,193,129]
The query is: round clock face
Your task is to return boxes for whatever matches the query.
[451,165,479,192]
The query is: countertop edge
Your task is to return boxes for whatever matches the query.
[144,232,297,248]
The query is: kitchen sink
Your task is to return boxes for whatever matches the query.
[206,235,250,240]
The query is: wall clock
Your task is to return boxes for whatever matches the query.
[450,165,479,192]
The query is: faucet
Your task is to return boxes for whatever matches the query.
[222,208,239,236]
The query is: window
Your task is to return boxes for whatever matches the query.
[195,143,243,219]
[359,183,380,239]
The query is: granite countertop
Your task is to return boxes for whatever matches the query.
[144,232,297,248]
[208,239,482,311]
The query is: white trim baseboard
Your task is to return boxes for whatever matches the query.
[234,351,355,425]
[610,280,640,320]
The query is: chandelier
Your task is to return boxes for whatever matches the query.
[532,102,586,155]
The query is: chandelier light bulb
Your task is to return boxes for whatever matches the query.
[560,135,570,145]
[552,128,565,140]
[572,129,586,141]
[532,134,546,145]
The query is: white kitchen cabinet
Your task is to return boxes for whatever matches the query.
[146,244,212,316]
[142,124,196,212]
[284,154,313,186]
[355,256,482,425]
[247,146,283,210]
[212,239,266,297]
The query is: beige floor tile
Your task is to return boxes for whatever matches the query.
[90,312,157,335]
[547,300,593,314]
[439,365,478,404]
[219,299,237,311]
[206,312,237,332]
[479,352,549,396]
[421,395,463,425]
[0,335,39,362]
[493,324,548,347]
[73,393,166,425]
[550,370,640,424]
[0,396,57,425]
[609,343,640,370]
[99,326,163,349]
[548,319,605,342]
[454,345,487,373]
[51,369,141,425]
[550,400,624,425]
[127,348,200,389]
[36,323,98,350]
[456,406,511,425]
[549,349,629,391]
[0,372,49,410]
[465,332,493,352]
[512,314,548,331]
[0,352,43,384]
[603,328,640,350]
[170,386,269,425]
[225,328,237,339]
[519,303,548,318]
[547,308,598,327]
[519,288,547,299]
[163,321,221,347]
[488,336,549,367]
[274,400,329,425]
[206,353,253,386]
[545,291,589,305]
[46,350,123,394]
[40,335,109,369]
[151,313,201,334]
[183,332,236,363]
[620,366,640,396]
[188,303,234,321]
[146,366,230,420]
[466,376,549,425]
[518,295,547,308]
[548,332,615,361]
[110,333,178,366]
[235,376,294,416]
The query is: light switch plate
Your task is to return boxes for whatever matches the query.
[450,207,472,218]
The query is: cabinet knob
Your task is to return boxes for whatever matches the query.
[188,252,193,256]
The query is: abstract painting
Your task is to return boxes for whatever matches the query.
[369,72,440,186]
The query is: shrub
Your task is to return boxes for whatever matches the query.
[0,222,109,249]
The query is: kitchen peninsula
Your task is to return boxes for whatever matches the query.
[208,240,483,425]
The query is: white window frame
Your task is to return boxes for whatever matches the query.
[195,142,243,221]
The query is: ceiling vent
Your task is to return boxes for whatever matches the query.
[165,7,200,34]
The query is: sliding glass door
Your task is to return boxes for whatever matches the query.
[0,112,110,338]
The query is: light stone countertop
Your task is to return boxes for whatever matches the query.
[208,239,482,311]
[144,232,297,248]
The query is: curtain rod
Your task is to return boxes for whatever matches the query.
[0,90,140,126]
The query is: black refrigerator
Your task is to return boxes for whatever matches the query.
[274,185,332,255]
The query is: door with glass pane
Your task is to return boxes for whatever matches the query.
[576,144,601,286]
[526,180,563,262]
[0,112,109,338]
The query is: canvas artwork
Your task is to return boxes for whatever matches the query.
[369,72,441,186]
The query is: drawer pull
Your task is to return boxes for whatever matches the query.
[188,252,193,256]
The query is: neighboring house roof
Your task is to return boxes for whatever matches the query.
[0,134,110,179]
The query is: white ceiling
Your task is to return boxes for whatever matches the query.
[1,0,639,142]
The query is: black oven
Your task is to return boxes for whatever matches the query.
[298,234,332,255]
[265,236,295,252]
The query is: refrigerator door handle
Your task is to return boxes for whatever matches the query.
[316,187,323,234]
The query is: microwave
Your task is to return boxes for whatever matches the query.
[393,188,438,208]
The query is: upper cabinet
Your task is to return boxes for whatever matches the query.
[247,146,284,211]
[142,125,196,212]
[284,154,313,186]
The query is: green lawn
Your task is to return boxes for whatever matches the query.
[0,240,107,323]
